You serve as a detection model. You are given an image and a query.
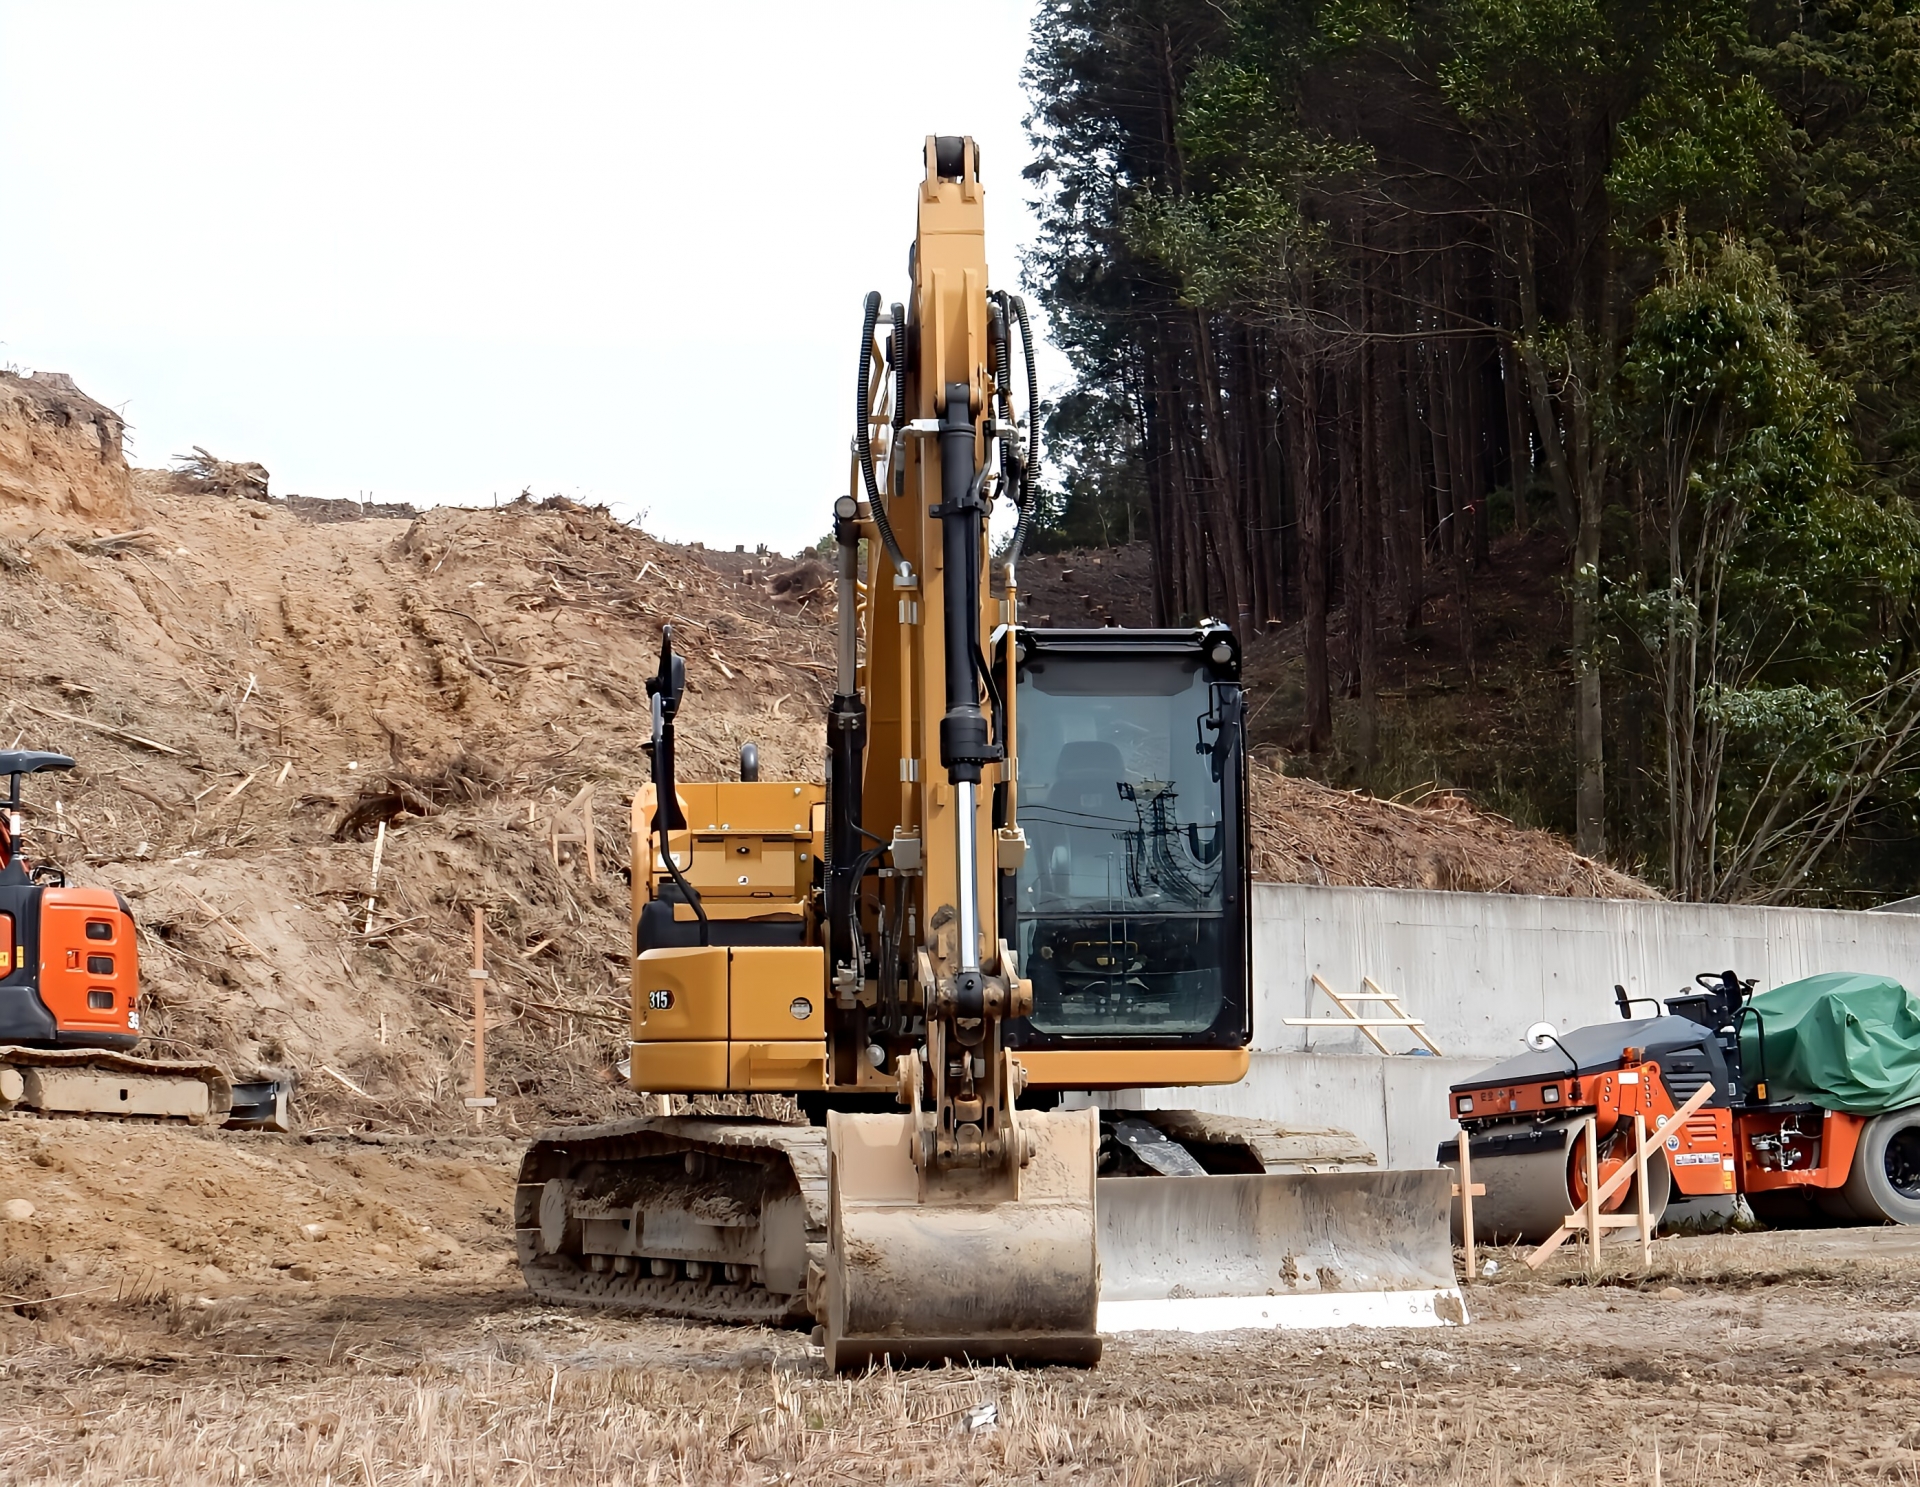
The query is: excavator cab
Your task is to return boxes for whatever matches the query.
[1001,625,1252,1083]
[0,751,76,882]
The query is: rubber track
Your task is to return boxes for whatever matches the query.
[514,1117,828,1327]
[0,1045,233,1121]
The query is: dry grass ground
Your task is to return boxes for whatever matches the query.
[4,1220,1920,1483]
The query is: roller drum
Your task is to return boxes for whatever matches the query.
[1445,1118,1670,1244]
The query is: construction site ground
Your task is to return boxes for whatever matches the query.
[0,371,1816,1482]
[2,1117,1918,1485]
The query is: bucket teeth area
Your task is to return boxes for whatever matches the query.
[820,1108,1102,1370]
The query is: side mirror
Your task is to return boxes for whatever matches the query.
[645,626,688,833]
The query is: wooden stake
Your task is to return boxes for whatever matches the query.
[1634,1112,1653,1269]
[465,907,496,1117]
[234,672,256,741]
[1583,1117,1602,1272]
[362,818,387,934]
[1454,1130,1485,1279]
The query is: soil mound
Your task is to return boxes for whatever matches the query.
[0,375,1650,1140]
[1250,763,1656,898]
[0,371,135,523]
[0,468,834,1137]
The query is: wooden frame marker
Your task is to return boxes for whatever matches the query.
[1453,1130,1487,1278]
[1284,974,1442,1055]
[549,783,599,882]
[1523,1082,1715,1271]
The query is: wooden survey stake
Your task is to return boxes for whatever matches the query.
[1453,1130,1486,1278]
[465,907,496,1115]
[362,819,387,934]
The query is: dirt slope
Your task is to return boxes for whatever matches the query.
[0,467,835,1138]
[0,376,1646,1146]
[0,371,134,523]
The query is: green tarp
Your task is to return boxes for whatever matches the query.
[1737,972,1920,1115]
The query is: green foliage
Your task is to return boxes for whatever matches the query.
[1429,0,1614,119]
[1124,179,1315,309]
[1025,388,1152,552]
[1610,232,1920,897]
[1022,0,1920,899]
[1751,2,1920,508]
[1610,71,1781,222]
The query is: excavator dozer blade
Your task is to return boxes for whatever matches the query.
[821,1106,1102,1370]
[1097,1169,1466,1333]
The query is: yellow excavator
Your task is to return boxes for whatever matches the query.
[515,136,1458,1366]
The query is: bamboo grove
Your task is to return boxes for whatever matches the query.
[1022,0,1920,901]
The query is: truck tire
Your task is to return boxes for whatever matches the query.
[1839,1106,1920,1225]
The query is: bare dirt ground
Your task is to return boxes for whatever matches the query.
[4,1163,1920,1487]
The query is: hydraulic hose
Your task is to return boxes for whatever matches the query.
[1015,294,1040,492]
[1004,294,1042,574]
[856,291,911,579]
[890,301,907,440]
[657,810,708,946]
[989,296,1014,434]
[646,627,707,945]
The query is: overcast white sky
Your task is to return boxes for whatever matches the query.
[0,2,1063,553]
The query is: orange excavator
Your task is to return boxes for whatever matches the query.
[0,749,285,1127]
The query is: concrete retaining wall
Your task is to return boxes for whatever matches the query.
[1099,883,1920,1166]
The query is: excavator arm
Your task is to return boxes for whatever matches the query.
[814,135,1101,1368]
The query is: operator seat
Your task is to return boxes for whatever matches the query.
[1033,740,1129,899]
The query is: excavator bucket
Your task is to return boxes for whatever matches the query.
[820,1106,1102,1370]
[1097,1168,1465,1332]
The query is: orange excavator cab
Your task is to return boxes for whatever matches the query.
[0,750,138,1050]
